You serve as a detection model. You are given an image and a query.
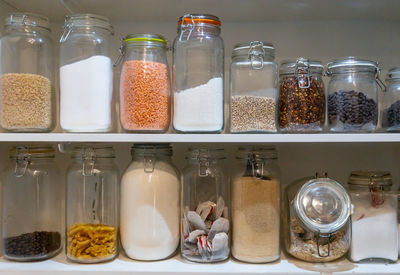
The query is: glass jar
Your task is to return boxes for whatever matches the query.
[326,57,382,132]
[120,144,180,260]
[231,147,280,263]
[118,34,171,132]
[59,14,114,132]
[283,174,351,262]
[347,171,398,262]
[229,41,278,133]
[65,145,119,263]
[2,146,62,261]
[172,14,224,133]
[181,147,229,262]
[381,67,400,132]
[278,58,325,132]
[0,13,55,132]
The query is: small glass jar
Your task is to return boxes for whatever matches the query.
[2,146,62,261]
[326,57,382,132]
[347,171,398,263]
[283,174,351,262]
[0,13,55,132]
[278,58,325,132]
[118,34,171,132]
[65,145,119,263]
[59,14,114,132]
[381,67,400,132]
[120,144,180,261]
[181,147,229,263]
[229,41,278,133]
[231,147,280,263]
[173,14,224,133]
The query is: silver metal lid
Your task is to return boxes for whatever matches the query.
[348,171,392,187]
[294,177,351,235]
[279,58,323,75]
[326,57,379,75]
[386,67,400,80]
[6,13,50,31]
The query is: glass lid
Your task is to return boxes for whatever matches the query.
[348,171,392,187]
[279,58,323,75]
[6,13,50,30]
[232,41,275,58]
[326,56,379,74]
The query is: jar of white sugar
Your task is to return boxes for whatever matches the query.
[59,14,114,132]
[348,171,398,263]
[172,14,224,133]
[229,42,278,133]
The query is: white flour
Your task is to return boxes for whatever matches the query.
[60,55,113,132]
[173,77,223,132]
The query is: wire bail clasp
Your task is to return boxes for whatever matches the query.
[248,41,265,70]
[82,147,96,176]
[14,147,31,177]
[295,58,311,89]
[179,14,195,41]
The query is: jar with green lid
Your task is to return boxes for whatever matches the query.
[381,67,400,131]
[118,34,171,132]
[229,41,278,133]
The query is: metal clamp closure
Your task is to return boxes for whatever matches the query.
[198,148,210,177]
[369,176,385,207]
[113,39,125,67]
[295,58,311,89]
[82,147,96,176]
[143,155,156,173]
[248,41,265,70]
[249,154,264,179]
[316,232,331,257]
[60,21,73,42]
[14,147,31,177]
[375,64,387,92]
[179,14,195,41]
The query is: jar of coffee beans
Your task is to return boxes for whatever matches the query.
[381,67,400,132]
[326,57,383,132]
[278,58,325,132]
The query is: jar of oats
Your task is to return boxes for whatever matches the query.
[0,13,55,132]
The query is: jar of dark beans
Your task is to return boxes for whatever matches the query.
[381,67,400,132]
[326,57,383,132]
[278,58,325,132]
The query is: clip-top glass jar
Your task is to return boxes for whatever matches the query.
[181,147,229,262]
[231,147,280,263]
[0,13,55,132]
[283,174,351,262]
[278,58,325,132]
[230,42,278,133]
[65,145,119,263]
[326,57,383,132]
[118,34,171,132]
[173,14,224,133]
[120,144,180,260]
[347,171,398,262]
[59,14,114,132]
[2,146,62,261]
[381,67,400,132]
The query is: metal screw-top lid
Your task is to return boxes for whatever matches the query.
[279,58,323,75]
[386,67,400,80]
[348,171,392,187]
[6,13,50,31]
[294,176,351,235]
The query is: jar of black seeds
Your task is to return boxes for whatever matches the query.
[381,67,400,132]
[326,57,383,133]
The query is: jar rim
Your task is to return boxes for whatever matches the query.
[279,58,323,75]
[326,56,379,75]
[235,146,277,160]
[131,143,172,156]
[64,13,113,34]
[348,170,392,187]
[10,145,55,159]
[178,14,221,27]
[6,12,50,31]
[122,33,167,47]
[232,41,275,59]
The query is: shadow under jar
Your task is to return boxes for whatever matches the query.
[326,57,383,133]
[278,58,325,132]
[381,67,400,132]
[283,174,351,262]
[0,13,55,132]
[181,148,229,263]
[65,145,119,263]
[2,146,63,261]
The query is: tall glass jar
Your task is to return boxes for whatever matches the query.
[65,145,119,263]
[326,57,382,132]
[181,147,229,262]
[172,14,224,133]
[230,42,278,133]
[0,13,55,132]
[381,67,400,132]
[120,144,180,260]
[278,58,325,132]
[59,14,114,133]
[118,34,171,132]
[2,146,62,261]
[283,174,351,262]
[347,171,398,263]
[231,147,280,263]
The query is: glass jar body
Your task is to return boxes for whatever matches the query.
[119,44,171,132]
[381,79,400,132]
[59,22,113,132]
[278,73,325,132]
[327,72,378,132]
[120,154,180,260]
[230,55,278,133]
[231,154,280,263]
[0,23,55,132]
[2,158,63,261]
[172,25,224,133]
[66,158,119,263]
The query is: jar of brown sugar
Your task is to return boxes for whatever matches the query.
[278,58,325,132]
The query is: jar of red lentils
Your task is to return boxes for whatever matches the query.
[118,34,171,132]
